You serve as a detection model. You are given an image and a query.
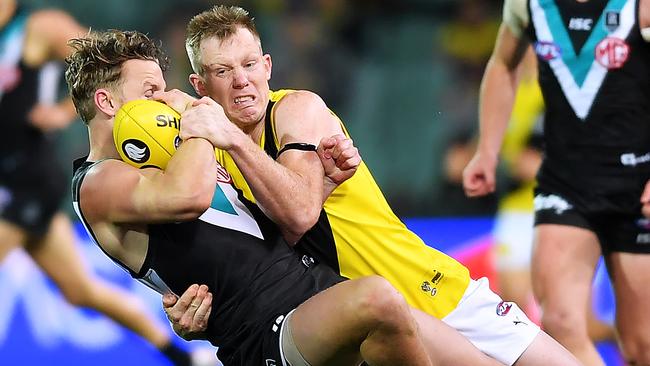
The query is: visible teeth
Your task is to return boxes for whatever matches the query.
[235,96,252,104]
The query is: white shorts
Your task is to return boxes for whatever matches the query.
[442,277,540,365]
[493,211,534,271]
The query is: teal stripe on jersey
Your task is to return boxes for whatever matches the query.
[540,0,626,86]
[211,184,237,215]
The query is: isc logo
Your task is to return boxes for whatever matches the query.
[568,17,593,31]
[155,114,181,129]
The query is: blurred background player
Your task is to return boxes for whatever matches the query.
[0,1,192,364]
[491,47,615,344]
[463,0,650,364]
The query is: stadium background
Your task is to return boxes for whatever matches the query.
[0,0,623,364]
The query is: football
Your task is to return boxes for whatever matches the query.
[113,99,182,169]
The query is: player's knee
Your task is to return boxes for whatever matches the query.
[354,276,413,329]
[539,308,587,341]
[620,334,650,366]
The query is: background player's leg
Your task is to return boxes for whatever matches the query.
[531,224,603,366]
[288,275,431,366]
[607,252,650,365]
[586,299,615,343]
[26,213,190,365]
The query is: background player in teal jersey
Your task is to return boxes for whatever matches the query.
[463,0,650,364]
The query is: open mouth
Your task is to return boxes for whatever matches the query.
[234,95,254,105]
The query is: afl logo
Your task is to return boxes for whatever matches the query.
[534,41,561,61]
[496,301,513,316]
[122,139,150,164]
[595,37,629,69]
[173,135,182,150]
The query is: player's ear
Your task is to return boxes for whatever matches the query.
[189,73,208,97]
[263,54,272,81]
[95,88,117,117]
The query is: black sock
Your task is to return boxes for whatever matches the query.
[160,342,192,366]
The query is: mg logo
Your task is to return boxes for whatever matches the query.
[595,37,629,69]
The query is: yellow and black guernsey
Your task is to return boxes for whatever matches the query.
[215,90,470,318]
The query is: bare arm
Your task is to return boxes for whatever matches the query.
[462,23,529,197]
[26,10,87,131]
[81,95,227,223]
[227,91,344,243]
[81,138,218,224]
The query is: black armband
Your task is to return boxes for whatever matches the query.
[277,143,317,158]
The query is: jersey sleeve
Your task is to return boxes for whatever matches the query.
[503,0,529,38]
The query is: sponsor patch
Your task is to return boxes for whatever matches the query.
[595,37,629,69]
[534,193,573,214]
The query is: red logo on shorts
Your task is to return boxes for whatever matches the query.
[595,37,629,69]
[496,301,513,316]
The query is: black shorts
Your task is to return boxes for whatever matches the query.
[218,310,293,366]
[0,152,67,236]
[260,311,292,366]
[534,186,650,255]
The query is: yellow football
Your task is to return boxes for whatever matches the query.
[113,99,182,169]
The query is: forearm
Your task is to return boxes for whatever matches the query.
[149,138,217,219]
[322,181,338,203]
[477,58,519,160]
[227,134,323,236]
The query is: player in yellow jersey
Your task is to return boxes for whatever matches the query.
[166,5,580,365]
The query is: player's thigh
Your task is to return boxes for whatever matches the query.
[515,331,581,366]
[27,213,93,292]
[288,276,395,366]
[410,308,503,366]
[531,224,601,306]
[607,252,650,342]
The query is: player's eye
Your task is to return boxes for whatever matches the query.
[215,69,229,77]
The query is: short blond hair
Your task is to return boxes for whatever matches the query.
[65,29,168,123]
[185,5,261,76]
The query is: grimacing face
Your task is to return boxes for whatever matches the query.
[196,27,272,129]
